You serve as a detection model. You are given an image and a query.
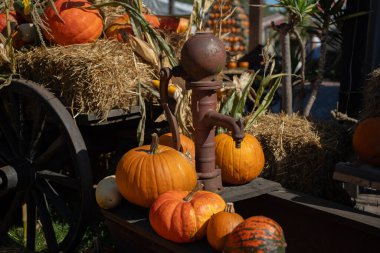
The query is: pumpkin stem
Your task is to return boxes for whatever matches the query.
[149,133,159,154]
[225,202,235,213]
[183,182,204,202]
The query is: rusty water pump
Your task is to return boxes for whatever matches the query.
[159,32,245,192]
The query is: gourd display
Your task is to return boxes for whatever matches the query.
[115,134,197,208]
[206,0,249,55]
[149,184,226,243]
[43,0,103,45]
[159,133,195,162]
[206,202,244,251]
[215,133,265,185]
[352,117,380,166]
[95,175,122,210]
[224,216,287,253]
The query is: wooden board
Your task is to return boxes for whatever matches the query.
[102,178,281,253]
[334,162,380,189]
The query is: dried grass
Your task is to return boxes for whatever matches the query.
[16,40,156,117]
[362,68,380,119]
[248,113,353,203]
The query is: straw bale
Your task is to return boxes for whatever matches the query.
[16,40,156,117]
[248,113,353,204]
[362,68,380,119]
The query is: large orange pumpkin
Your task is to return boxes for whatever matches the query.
[43,0,103,45]
[116,134,197,208]
[353,117,380,166]
[206,202,244,251]
[149,184,226,243]
[215,133,265,185]
[159,133,195,161]
[224,216,287,253]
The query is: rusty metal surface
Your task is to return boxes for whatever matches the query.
[0,79,93,252]
[181,32,226,81]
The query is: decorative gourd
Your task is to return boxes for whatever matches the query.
[106,13,160,42]
[215,133,265,185]
[206,202,244,251]
[116,134,197,208]
[95,175,122,210]
[353,117,380,166]
[0,13,18,35]
[43,0,103,45]
[224,216,287,253]
[159,133,195,162]
[159,17,189,33]
[149,183,226,243]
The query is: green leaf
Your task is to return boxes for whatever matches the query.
[231,71,258,119]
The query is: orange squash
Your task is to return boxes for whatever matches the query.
[144,14,160,28]
[159,17,189,33]
[149,183,226,243]
[43,0,103,45]
[207,203,244,251]
[215,133,265,185]
[115,134,197,208]
[353,117,380,166]
[159,133,195,162]
[224,216,287,253]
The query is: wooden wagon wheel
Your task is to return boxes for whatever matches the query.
[0,79,93,252]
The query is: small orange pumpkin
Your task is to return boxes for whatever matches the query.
[43,0,103,45]
[159,133,195,162]
[207,203,244,251]
[215,133,265,185]
[159,17,189,33]
[115,134,197,208]
[353,117,380,166]
[105,14,132,42]
[149,183,226,243]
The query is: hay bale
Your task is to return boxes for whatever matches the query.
[248,113,353,204]
[16,40,156,117]
[362,68,380,119]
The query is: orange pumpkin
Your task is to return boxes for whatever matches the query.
[159,17,189,33]
[159,133,195,162]
[215,133,265,185]
[105,14,132,42]
[144,14,160,28]
[207,203,244,251]
[43,0,103,45]
[353,117,380,166]
[116,134,197,208]
[224,216,287,253]
[149,183,226,243]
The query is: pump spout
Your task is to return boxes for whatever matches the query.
[206,111,245,148]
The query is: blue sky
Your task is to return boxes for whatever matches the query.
[266,0,277,3]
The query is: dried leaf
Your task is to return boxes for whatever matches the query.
[129,35,159,67]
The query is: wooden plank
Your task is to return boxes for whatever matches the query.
[220,177,282,202]
[334,162,380,189]
[249,0,263,50]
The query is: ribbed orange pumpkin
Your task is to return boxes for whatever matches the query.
[159,133,195,161]
[149,184,226,243]
[43,0,103,45]
[116,134,197,208]
[224,216,287,253]
[215,133,265,185]
[206,203,244,251]
[353,117,380,166]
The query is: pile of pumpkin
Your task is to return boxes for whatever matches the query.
[0,0,189,48]
[95,133,286,252]
[206,0,249,56]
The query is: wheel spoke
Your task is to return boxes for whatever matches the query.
[26,196,36,251]
[0,192,24,236]
[32,190,59,251]
[36,179,74,224]
[34,135,65,168]
[36,170,80,190]
[29,106,46,161]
